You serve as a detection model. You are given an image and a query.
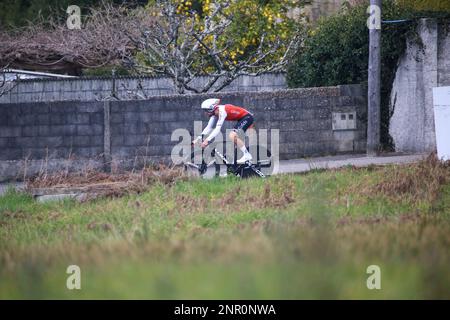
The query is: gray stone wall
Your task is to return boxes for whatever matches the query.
[390,19,450,153]
[0,101,104,161]
[0,73,287,104]
[0,84,366,181]
[291,0,345,22]
[305,0,345,22]
[438,22,450,86]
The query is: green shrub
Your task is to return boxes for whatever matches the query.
[286,0,416,150]
[82,65,134,77]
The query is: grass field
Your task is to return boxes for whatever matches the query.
[1,156,449,299]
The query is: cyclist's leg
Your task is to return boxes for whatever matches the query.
[229,114,254,163]
[229,115,254,147]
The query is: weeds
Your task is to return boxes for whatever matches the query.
[347,153,450,206]
[375,154,449,201]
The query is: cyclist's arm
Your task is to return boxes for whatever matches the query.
[205,106,226,143]
[202,116,218,136]
[193,116,217,144]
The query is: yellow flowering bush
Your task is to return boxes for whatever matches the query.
[145,0,303,71]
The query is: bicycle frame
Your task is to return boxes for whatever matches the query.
[184,136,266,178]
[182,147,232,174]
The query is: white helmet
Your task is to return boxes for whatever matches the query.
[201,98,220,113]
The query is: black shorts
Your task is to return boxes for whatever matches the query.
[233,114,254,133]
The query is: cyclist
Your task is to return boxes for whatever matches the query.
[192,98,254,164]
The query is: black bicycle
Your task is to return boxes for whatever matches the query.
[183,138,272,179]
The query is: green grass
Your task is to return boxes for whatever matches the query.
[1,164,450,299]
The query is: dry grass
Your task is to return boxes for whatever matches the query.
[213,180,296,210]
[25,164,188,199]
[349,153,450,205]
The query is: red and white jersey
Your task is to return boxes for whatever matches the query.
[222,104,249,121]
[201,104,251,142]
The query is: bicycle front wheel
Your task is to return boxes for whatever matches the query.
[184,149,220,178]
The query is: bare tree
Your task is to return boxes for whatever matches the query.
[126,0,303,94]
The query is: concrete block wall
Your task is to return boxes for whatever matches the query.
[0,101,104,161]
[0,84,366,181]
[0,73,287,104]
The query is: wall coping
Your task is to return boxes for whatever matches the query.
[0,84,365,107]
[10,71,287,83]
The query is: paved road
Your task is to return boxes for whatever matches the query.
[276,153,427,174]
[0,153,428,196]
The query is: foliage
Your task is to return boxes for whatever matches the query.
[82,65,134,77]
[286,0,417,150]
